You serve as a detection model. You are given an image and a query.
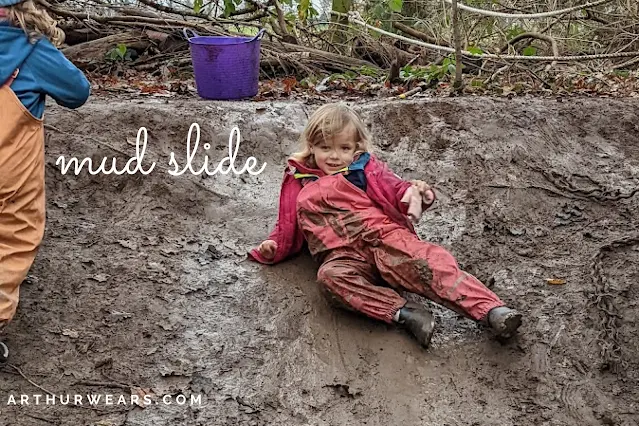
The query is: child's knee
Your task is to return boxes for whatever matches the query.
[420,244,459,271]
[317,263,336,284]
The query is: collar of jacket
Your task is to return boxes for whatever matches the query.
[289,152,370,180]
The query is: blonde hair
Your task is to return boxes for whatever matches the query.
[290,103,373,167]
[5,1,65,47]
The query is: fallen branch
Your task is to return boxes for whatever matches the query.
[392,21,446,46]
[343,11,639,62]
[611,55,639,70]
[136,0,210,20]
[500,32,559,70]
[38,0,225,33]
[62,31,155,64]
[265,40,380,70]
[442,0,617,19]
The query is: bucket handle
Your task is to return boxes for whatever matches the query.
[251,28,266,42]
[183,28,199,40]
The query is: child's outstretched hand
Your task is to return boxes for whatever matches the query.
[258,240,278,260]
[410,180,435,205]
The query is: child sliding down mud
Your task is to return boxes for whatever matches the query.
[249,103,522,348]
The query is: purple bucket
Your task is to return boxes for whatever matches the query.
[183,28,266,100]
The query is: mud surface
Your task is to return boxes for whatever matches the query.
[1,97,638,426]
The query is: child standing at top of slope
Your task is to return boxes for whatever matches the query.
[249,103,522,348]
[0,0,90,362]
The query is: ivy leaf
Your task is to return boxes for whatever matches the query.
[523,46,537,56]
[467,46,483,55]
[388,0,402,13]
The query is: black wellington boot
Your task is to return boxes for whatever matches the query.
[397,302,436,348]
[0,340,8,364]
[487,306,522,338]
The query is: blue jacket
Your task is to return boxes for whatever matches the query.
[0,22,90,118]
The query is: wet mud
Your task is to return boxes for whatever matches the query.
[0,97,638,426]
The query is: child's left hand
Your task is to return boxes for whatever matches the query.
[410,180,435,205]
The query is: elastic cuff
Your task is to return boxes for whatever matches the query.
[387,299,407,323]
[247,249,275,265]
[477,302,504,323]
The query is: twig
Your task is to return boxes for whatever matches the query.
[611,55,639,71]
[2,364,127,414]
[442,0,617,19]
[485,183,589,200]
[486,64,510,84]
[341,11,639,62]
[23,413,58,425]
[6,363,56,396]
[392,20,447,46]
[398,86,423,98]
[523,67,552,89]
[73,380,131,390]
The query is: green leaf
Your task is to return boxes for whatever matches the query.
[359,65,380,77]
[447,64,456,75]
[467,46,483,55]
[613,70,630,77]
[388,0,402,13]
[116,44,127,59]
[223,0,236,16]
[193,0,203,14]
[506,25,525,40]
[298,0,310,21]
[522,46,537,56]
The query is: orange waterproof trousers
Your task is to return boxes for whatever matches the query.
[0,72,46,324]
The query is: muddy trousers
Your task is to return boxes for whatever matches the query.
[316,229,503,324]
[0,81,46,326]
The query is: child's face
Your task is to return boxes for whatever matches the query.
[312,125,358,174]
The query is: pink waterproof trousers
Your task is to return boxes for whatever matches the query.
[297,174,503,324]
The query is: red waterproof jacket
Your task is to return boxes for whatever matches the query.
[248,155,418,265]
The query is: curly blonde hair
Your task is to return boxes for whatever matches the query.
[4,0,64,47]
[290,103,373,168]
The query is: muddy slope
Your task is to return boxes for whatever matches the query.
[0,97,638,426]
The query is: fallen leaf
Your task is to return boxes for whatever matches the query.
[130,387,155,408]
[62,329,79,338]
[546,278,566,285]
[118,240,137,250]
[90,274,109,283]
